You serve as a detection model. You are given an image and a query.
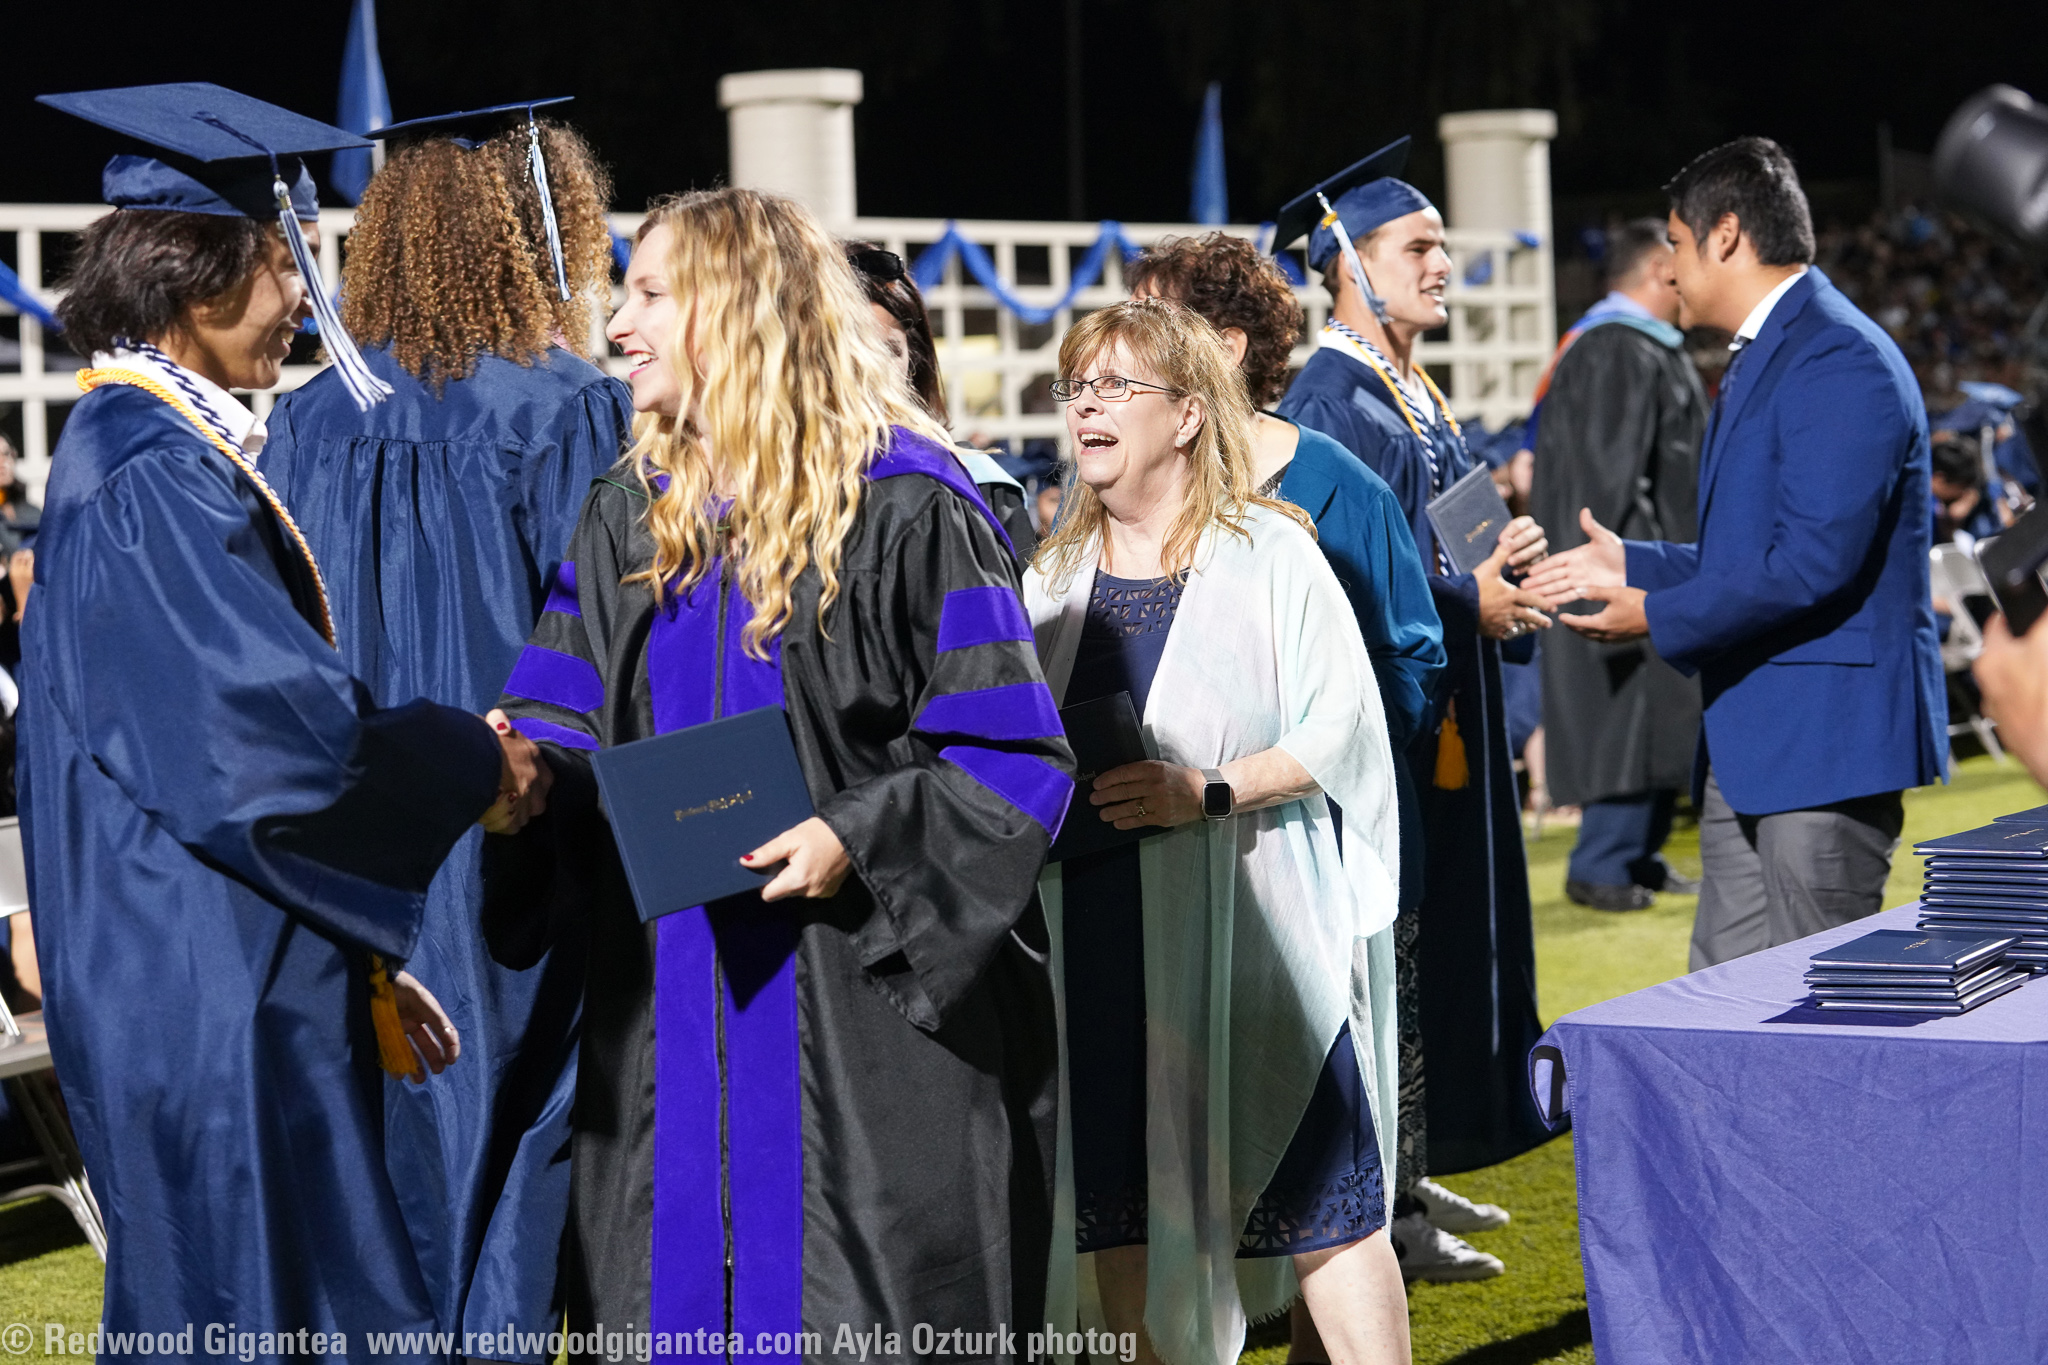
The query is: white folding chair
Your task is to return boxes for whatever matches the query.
[1930,544,2006,765]
[0,818,106,1260]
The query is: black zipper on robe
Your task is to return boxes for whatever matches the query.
[713,554,736,1358]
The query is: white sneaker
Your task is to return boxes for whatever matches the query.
[1411,1177,1510,1233]
[1389,1211,1505,1282]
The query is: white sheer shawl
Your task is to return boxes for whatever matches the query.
[1027,504,1401,1365]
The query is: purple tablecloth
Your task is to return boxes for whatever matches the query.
[1534,904,2048,1364]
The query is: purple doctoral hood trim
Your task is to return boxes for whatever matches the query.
[504,645,605,714]
[648,559,803,1354]
[510,715,599,752]
[919,681,1064,741]
[941,744,1072,837]
[867,426,1014,554]
[542,560,581,618]
[936,585,1033,652]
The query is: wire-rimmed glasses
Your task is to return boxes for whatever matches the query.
[1050,375,1186,403]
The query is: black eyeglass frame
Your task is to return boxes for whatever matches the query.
[1049,374,1187,403]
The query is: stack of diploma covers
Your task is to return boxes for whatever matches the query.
[1805,928,2026,1014]
[1913,807,2048,972]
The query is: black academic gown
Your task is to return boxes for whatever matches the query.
[1279,347,1551,1174]
[266,345,634,1354]
[19,384,501,1361]
[1529,321,1705,807]
[487,429,1068,1362]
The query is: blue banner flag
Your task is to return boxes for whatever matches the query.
[333,0,390,205]
[1189,82,1227,226]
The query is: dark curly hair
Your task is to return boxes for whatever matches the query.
[844,241,946,421]
[56,210,271,358]
[1126,233,1304,407]
[341,121,615,386]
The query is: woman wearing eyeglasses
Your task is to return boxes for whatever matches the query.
[1026,297,1410,1365]
[845,241,1040,561]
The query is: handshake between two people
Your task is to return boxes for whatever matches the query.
[1469,508,1648,643]
[1515,509,1654,644]
[469,708,854,901]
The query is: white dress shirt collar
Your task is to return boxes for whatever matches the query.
[1733,267,1809,347]
[95,345,268,457]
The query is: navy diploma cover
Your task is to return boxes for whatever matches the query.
[591,705,816,921]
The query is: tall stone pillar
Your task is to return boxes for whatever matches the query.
[718,69,864,226]
[1437,109,1559,420]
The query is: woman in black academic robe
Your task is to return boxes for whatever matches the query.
[488,188,1069,1362]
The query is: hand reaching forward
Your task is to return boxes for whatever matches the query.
[1523,508,1629,607]
[1976,613,2048,785]
[1557,582,1652,644]
[479,708,551,834]
[744,817,854,901]
[1475,527,1554,640]
[392,970,460,1083]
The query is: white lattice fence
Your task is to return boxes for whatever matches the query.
[2,206,1553,502]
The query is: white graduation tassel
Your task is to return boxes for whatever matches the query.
[1318,191,1393,328]
[275,178,392,411]
[528,118,571,302]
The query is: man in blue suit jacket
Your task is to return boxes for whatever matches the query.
[1528,138,1945,968]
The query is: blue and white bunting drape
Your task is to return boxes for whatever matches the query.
[0,262,60,331]
[910,221,1145,325]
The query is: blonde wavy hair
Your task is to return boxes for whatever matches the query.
[1032,296,1311,591]
[626,188,952,657]
[342,122,614,387]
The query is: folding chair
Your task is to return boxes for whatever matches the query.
[0,818,106,1260]
[1930,543,2007,766]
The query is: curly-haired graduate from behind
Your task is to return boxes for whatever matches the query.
[260,105,635,1352]
[341,121,614,386]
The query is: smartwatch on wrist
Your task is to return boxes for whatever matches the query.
[1200,768,1234,821]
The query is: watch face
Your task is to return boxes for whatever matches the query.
[1203,781,1231,819]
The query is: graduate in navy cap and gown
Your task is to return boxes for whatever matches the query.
[486,188,1068,1360]
[21,84,550,1361]
[264,100,634,1356]
[1275,142,1557,1281]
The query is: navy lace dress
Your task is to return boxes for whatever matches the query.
[1062,571,1386,1258]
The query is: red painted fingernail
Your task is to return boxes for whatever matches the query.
[740,854,755,863]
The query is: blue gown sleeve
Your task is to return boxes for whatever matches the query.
[1321,474,1445,749]
[38,444,502,961]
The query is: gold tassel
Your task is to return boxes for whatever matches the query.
[368,954,419,1081]
[1434,706,1470,790]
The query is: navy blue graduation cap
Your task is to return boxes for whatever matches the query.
[37,83,391,410]
[1272,138,1433,326]
[370,98,577,301]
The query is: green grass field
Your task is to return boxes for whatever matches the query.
[0,756,2036,1362]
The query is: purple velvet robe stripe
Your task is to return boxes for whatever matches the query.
[868,428,1013,554]
[918,682,1064,742]
[504,645,605,714]
[647,558,802,1357]
[511,715,600,752]
[939,745,1072,837]
[936,585,1033,653]
[543,560,581,618]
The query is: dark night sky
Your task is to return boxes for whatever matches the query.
[7,0,2048,236]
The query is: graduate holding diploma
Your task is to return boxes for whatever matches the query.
[487,188,1071,1358]
[263,99,633,1350]
[20,85,546,1360]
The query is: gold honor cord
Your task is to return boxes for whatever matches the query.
[1325,328,1464,444]
[77,370,419,1077]
[77,369,336,645]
